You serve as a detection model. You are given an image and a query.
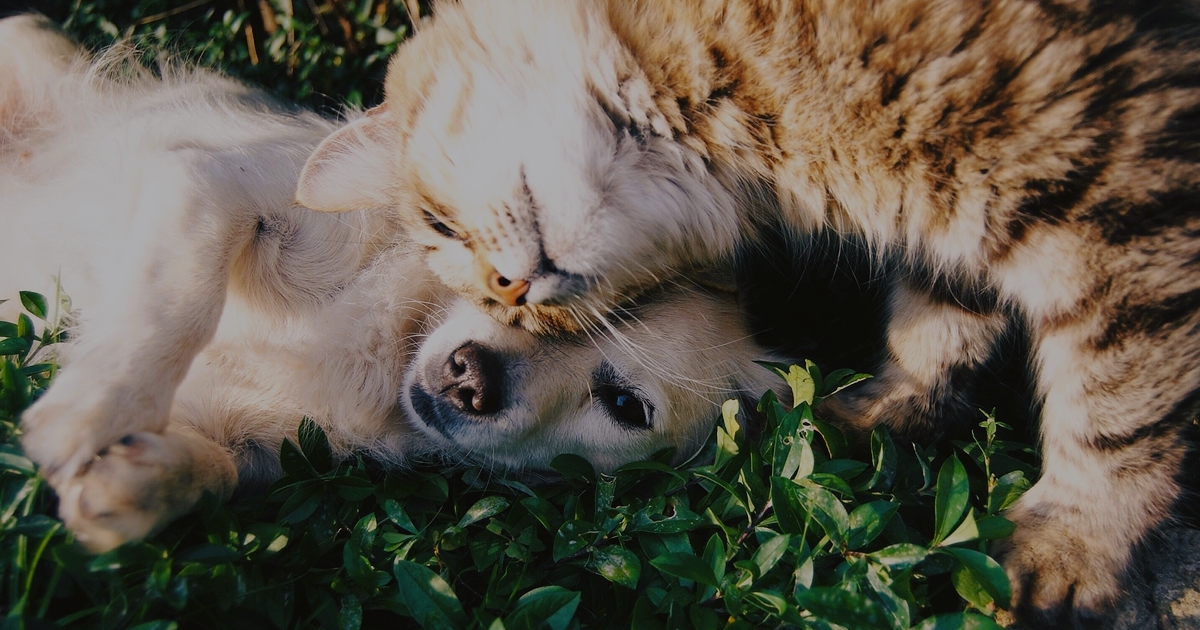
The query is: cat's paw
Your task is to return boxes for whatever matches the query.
[54,431,236,552]
[995,505,1127,628]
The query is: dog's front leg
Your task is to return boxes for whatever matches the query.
[19,161,251,487]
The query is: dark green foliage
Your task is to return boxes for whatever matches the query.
[35,0,424,110]
[0,292,1041,628]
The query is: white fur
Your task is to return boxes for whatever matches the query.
[1,16,783,552]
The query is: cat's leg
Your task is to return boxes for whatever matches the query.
[818,280,1008,440]
[54,423,238,553]
[998,302,1198,623]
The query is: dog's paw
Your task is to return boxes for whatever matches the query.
[54,431,236,552]
[20,373,171,484]
[994,505,1127,628]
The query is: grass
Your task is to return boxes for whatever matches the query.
[0,4,1041,628]
[0,292,1039,629]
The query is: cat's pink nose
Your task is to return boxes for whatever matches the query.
[487,270,529,307]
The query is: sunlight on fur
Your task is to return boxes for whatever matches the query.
[0,15,784,553]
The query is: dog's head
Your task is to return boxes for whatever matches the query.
[402,284,785,472]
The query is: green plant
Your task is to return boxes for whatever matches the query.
[0,290,1038,629]
[41,0,421,110]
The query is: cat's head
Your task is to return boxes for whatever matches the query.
[402,283,785,472]
[296,0,742,333]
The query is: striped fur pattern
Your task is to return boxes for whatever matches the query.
[297,0,1200,624]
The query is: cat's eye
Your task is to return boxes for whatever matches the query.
[595,383,653,431]
[423,209,463,240]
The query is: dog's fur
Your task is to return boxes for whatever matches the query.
[2,16,783,552]
[297,0,1200,623]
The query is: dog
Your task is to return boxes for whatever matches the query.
[0,15,784,552]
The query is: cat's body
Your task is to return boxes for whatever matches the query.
[300,0,1200,624]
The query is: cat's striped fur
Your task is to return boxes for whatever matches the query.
[298,0,1200,624]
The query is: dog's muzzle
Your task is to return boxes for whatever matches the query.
[408,341,507,438]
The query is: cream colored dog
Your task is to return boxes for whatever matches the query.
[0,16,782,552]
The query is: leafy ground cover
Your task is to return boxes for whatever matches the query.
[0,292,1039,629]
[34,0,422,110]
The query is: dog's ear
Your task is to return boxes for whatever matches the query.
[296,104,398,213]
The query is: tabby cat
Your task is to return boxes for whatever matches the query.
[297,0,1200,624]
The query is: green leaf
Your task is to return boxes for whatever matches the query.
[520,497,563,534]
[810,417,849,459]
[716,398,742,467]
[988,470,1032,514]
[127,623,179,630]
[700,534,726,601]
[504,586,580,630]
[278,439,315,478]
[588,546,641,589]
[976,515,1016,541]
[615,460,688,481]
[0,337,30,356]
[19,292,47,320]
[847,500,898,549]
[824,372,873,398]
[782,478,849,548]
[932,455,970,545]
[297,417,333,473]
[0,451,35,475]
[795,587,895,630]
[392,560,468,630]
[770,476,809,535]
[458,496,509,528]
[912,613,1005,630]
[773,404,805,478]
[649,553,719,587]
[629,501,706,534]
[750,532,790,577]
[938,508,980,547]
[866,425,898,491]
[344,533,389,589]
[549,454,595,483]
[869,543,929,572]
[940,547,1012,609]
[552,520,595,561]
[339,596,363,630]
[384,499,420,534]
[777,364,815,406]
[863,562,911,629]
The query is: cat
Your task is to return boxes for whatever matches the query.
[297,0,1200,624]
[2,15,782,552]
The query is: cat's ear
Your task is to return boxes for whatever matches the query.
[296,105,398,213]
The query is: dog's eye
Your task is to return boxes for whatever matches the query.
[596,384,652,431]
[423,210,462,240]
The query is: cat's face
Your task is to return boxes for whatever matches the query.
[296,0,740,333]
[402,287,781,472]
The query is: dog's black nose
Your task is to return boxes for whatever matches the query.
[439,342,504,415]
